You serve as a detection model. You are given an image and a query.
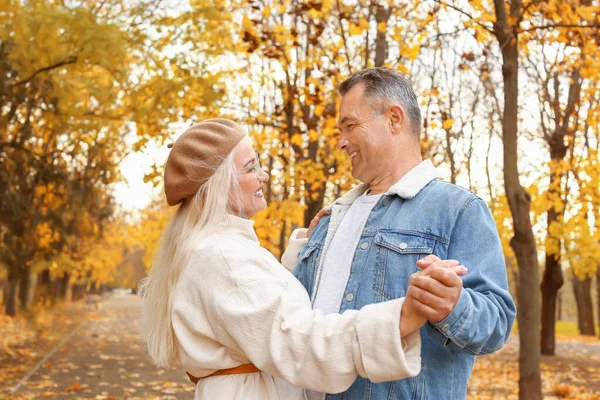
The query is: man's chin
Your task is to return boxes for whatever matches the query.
[351,167,366,182]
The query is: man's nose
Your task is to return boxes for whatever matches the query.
[337,133,348,151]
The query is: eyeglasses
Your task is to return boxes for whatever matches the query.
[240,153,262,178]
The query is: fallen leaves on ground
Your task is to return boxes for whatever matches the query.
[468,335,600,399]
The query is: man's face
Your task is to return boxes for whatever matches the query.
[337,84,393,184]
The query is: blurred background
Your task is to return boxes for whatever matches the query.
[0,0,599,399]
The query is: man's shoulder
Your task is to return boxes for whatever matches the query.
[423,179,481,203]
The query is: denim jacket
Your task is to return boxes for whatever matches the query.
[293,161,516,400]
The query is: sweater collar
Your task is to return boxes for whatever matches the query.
[333,160,440,206]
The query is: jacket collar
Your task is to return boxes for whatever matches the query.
[333,160,440,206]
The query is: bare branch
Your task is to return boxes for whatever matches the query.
[519,23,600,33]
[14,56,78,86]
[335,0,354,74]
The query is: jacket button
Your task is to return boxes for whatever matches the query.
[399,242,408,250]
[382,198,390,206]
[442,324,450,331]
[360,242,369,249]
[346,293,354,302]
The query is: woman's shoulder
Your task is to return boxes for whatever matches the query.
[187,231,266,273]
[190,230,253,258]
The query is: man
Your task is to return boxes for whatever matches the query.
[293,67,516,400]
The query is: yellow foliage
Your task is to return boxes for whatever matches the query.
[442,118,454,130]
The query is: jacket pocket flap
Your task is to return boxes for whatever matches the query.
[374,231,435,254]
[297,243,321,262]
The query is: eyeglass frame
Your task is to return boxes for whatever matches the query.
[239,152,263,178]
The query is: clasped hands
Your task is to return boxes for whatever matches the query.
[400,255,467,337]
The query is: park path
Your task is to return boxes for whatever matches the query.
[9,294,194,399]
[5,294,599,399]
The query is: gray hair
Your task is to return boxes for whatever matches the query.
[139,149,243,368]
[338,67,422,135]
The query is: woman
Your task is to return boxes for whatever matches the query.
[139,118,464,399]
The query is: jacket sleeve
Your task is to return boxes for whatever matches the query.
[213,253,422,393]
[281,228,308,272]
[425,197,517,355]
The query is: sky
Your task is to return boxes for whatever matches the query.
[112,127,185,212]
[112,143,166,212]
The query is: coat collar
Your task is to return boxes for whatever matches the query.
[333,160,440,206]
[223,213,259,242]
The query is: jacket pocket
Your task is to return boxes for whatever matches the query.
[297,242,321,263]
[372,231,437,301]
[294,243,322,296]
[411,363,426,400]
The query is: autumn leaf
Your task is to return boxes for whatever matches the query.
[65,383,83,392]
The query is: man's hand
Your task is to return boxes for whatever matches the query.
[401,257,466,336]
[406,255,466,323]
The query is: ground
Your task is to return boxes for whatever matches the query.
[469,332,600,399]
[0,295,192,399]
[1,295,599,399]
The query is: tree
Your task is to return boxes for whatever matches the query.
[0,0,231,315]
[432,0,600,397]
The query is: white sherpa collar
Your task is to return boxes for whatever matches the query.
[333,160,440,205]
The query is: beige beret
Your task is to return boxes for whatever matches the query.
[164,118,246,206]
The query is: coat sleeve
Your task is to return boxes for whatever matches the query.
[280,228,308,271]
[212,251,421,393]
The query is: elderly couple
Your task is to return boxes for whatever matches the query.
[139,67,516,400]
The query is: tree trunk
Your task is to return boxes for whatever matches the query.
[444,125,457,184]
[506,256,519,307]
[541,209,564,355]
[19,270,28,308]
[63,274,73,302]
[493,1,542,396]
[557,289,562,321]
[50,275,62,301]
[18,269,37,311]
[303,128,325,228]
[5,277,19,316]
[278,219,288,261]
[573,274,595,336]
[597,268,600,338]
[36,269,51,301]
[54,273,70,300]
[373,4,392,67]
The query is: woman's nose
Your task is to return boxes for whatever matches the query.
[259,166,269,180]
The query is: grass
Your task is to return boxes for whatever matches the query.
[511,320,600,342]
[555,320,599,340]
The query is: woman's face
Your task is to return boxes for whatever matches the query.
[229,138,269,218]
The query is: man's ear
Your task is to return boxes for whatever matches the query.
[387,105,405,134]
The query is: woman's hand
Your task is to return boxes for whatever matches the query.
[304,207,331,238]
[400,256,468,337]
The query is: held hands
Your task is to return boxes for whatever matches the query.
[400,256,467,337]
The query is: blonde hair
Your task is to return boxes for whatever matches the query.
[138,150,243,368]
